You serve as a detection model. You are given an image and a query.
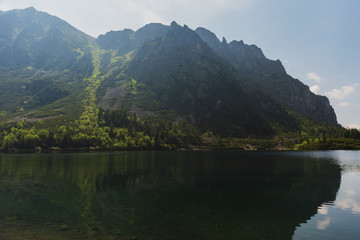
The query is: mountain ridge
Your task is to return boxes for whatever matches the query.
[195,27,337,125]
[0,7,338,139]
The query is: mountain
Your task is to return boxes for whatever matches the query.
[0,7,338,138]
[97,21,337,136]
[97,23,168,55]
[0,7,93,70]
[195,27,337,125]
[113,22,297,136]
[0,7,94,118]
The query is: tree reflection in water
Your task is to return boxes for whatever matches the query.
[0,151,341,240]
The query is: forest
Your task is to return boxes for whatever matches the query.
[1,106,359,153]
[0,107,200,152]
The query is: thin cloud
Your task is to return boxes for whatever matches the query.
[310,85,320,94]
[307,72,321,83]
[325,84,359,101]
[0,0,254,37]
[348,124,360,129]
[0,0,166,37]
[345,190,357,197]
[337,102,350,107]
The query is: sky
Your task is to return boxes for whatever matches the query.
[0,0,359,128]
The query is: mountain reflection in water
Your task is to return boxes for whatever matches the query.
[0,151,341,240]
[292,151,360,240]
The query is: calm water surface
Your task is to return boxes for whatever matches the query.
[0,151,359,239]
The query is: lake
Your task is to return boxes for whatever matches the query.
[0,151,359,239]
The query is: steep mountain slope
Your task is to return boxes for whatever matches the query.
[0,7,95,120]
[118,22,297,136]
[195,27,337,125]
[97,22,337,136]
[0,7,93,70]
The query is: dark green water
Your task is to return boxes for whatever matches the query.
[0,151,358,240]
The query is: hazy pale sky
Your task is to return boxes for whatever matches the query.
[1,0,359,128]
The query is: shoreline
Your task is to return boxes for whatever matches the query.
[1,143,360,154]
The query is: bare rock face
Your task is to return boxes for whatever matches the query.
[196,27,337,125]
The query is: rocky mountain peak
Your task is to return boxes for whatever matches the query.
[195,27,221,48]
[170,21,180,28]
[24,6,37,12]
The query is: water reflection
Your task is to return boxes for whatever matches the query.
[0,151,342,240]
[287,150,360,173]
[335,186,360,214]
[316,217,331,230]
[293,151,360,240]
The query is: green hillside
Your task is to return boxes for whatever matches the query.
[0,7,357,152]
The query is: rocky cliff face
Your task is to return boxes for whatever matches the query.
[123,22,283,136]
[195,27,338,125]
